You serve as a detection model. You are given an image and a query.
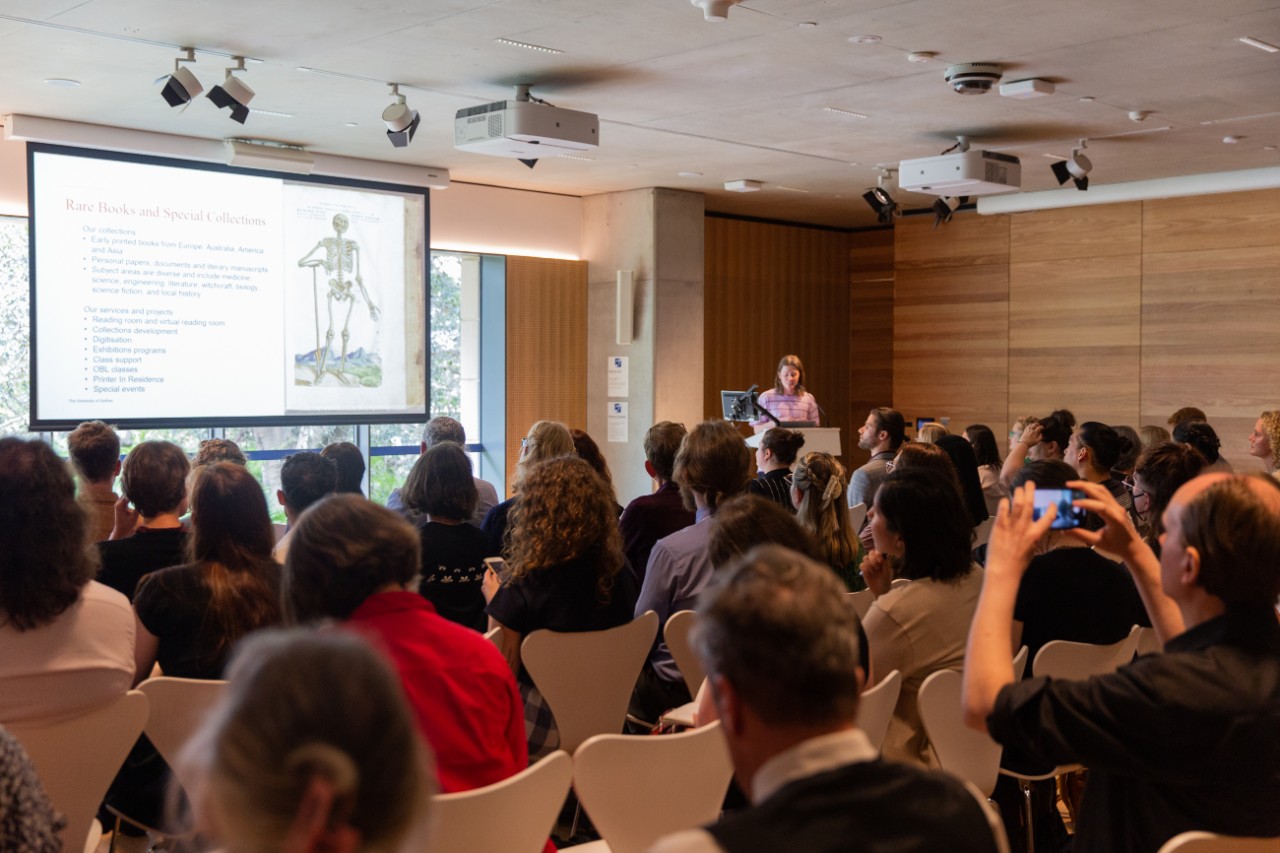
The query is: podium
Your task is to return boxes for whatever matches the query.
[746,427,842,458]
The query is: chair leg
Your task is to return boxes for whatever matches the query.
[569,800,582,838]
[108,814,122,853]
[1019,779,1035,853]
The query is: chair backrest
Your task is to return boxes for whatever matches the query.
[972,517,996,549]
[847,589,874,619]
[663,610,704,697]
[136,677,228,793]
[426,750,573,853]
[1157,831,1280,853]
[917,669,1002,796]
[521,610,659,753]
[574,721,734,853]
[848,502,868,531]
[484,625,502,647]
[1033,625,1140,682]
[855,669,901,754]
[1013,645,1029,680]
[966,781,1012,853]
[9,691,149,853]
[1135,625,1162,657]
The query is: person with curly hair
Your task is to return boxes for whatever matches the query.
[483,456,639,758]
[481,420,575,555]
[791,452,863,590]
[0,439,134,724]
[1249,410,1280,478]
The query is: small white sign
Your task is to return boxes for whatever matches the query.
[608,401,628,443]
[607,355,629,398]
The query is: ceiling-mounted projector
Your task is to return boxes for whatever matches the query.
[898,149,1021,196]
[454,85,598,163]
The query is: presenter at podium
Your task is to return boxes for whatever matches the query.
[751,354,820,433]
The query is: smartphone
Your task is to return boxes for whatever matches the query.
[1032,488,1088,530]
[483,557,510,583]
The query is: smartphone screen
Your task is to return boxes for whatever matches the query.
[483,557,510,583]
[1032,488,1088,530]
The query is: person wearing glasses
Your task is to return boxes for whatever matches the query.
[480,420,574,556]
[1128,442,1206,551]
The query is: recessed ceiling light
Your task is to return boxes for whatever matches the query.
[1223,135,1243,144]
[1238,36,1280,53]
[798,21,818,29]
[559,154,594,161]
[44,78,80,87]
[1078,96,1096,102]
[848,34,882,44]
[822,107,870,118]
[343,122,358,127]
[249,108,294,118]
[1199,111,1280,126]
[1265,145,1278,151]
[907,51,935,63]
[775,186,810,193]
[1043,153,1068,160]
[677,171,703,177]
[495,37,563,54]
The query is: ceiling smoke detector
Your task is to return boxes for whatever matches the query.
[943,62,1003,95]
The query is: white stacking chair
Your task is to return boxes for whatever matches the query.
[9,691,149,853]
[426,750,573,853]
[1135,625,1163,657]
[570,721,734,853]
[847,588,874,619]
[848,502,868,531]
[918,669,1003,797]
[972,516,996,549]
[484,624,502,647]
[1157,831,1280,852]
[663,610,704,698]
[521,610,659,755]
[1032,625,1141,682]
[855,669,901,754]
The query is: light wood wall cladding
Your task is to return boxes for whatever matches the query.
[1008,204,1143,427]
[1142,188,1280,255]
[704,217,851,466]
[893,216,1010,436]
[505,255,588,496]
[849,229,894,470]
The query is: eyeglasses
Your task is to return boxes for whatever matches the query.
[885,460,896,473]
[1122,479,1148,501]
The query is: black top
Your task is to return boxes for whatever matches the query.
[990,605,1280,852]
[747,469,795,512]
[480,497,516,556]
[417,520,497,632]
[134,561,282,679]
[486,555,639,637]
[1013,547,1150,667]
[706,757,997,853]
[97,527,188,602]
[619,481,696,585]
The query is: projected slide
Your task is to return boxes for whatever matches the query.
[29,146,428,427]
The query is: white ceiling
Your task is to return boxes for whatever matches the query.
[1,0,1278,228]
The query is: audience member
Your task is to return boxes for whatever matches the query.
[192,437,247,468]
[707,494,822,571]
[284,495,525,794]
[272,451,337,563]
[402,441,495,631]
[0,438,133,724]
[1112,424,1141,478]
[1167,405,1207,428]
[790,452,862,590]
[849,407,905,509]
[571,428,623,517]
[1170,420,1230,474]
[649,545,998,853]
[320,441,366,495]
[0,727,61,853]
[481,419,574,555]
[1139,424,1172,450]
[890,442,962,489]
[860,467,983,766]
[1065,421,1136,517]
[748,427,804,511]
[965,474,1280,851]
[633,420,750,722]
[964,424,1005,517]
[105,462,283,828]
[1249,410,1280,477]
[180,629,433,853]
[387,417,500,525]
[484,456,638,757]
[1000,411,1071,489]
[1008,415,1033,456]
[937,434,990,526]
[915,421,949,444]
[97,440,190,602]
[619,421,695,584]
[1131,441,1206,550]
[67,420,120,543]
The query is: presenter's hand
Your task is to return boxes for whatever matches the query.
[861,549,894,598]
[110,495,140,540]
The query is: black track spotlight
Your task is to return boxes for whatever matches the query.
[932,195,968,227]
[383,84,420,148]
[862,171,900,224]
[1051,139,1091,190]
[207,57,254,124]
[160,48,202,108]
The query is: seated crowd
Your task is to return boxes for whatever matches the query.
[1,403,1279,853]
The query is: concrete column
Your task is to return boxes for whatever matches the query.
[584,188,704,503]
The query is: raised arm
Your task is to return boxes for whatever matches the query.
[999,421,1041,490]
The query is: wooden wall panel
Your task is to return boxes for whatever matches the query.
[1009,202,1142,264]
[1008,255,1142,427]
[505,255,587,495]
[1143,188,1280,255]
[704,217,851,467]
[1141,243,1280,471]
[895,212,1009,270]
[849,229,894,469]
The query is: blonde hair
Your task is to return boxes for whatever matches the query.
[791,452,857,572]
[181,629,432,853]
[915,422,950,445]
[512,420,574,492]
[1261,411,1280,470]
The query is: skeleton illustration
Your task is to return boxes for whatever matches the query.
[298,214,380,383]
